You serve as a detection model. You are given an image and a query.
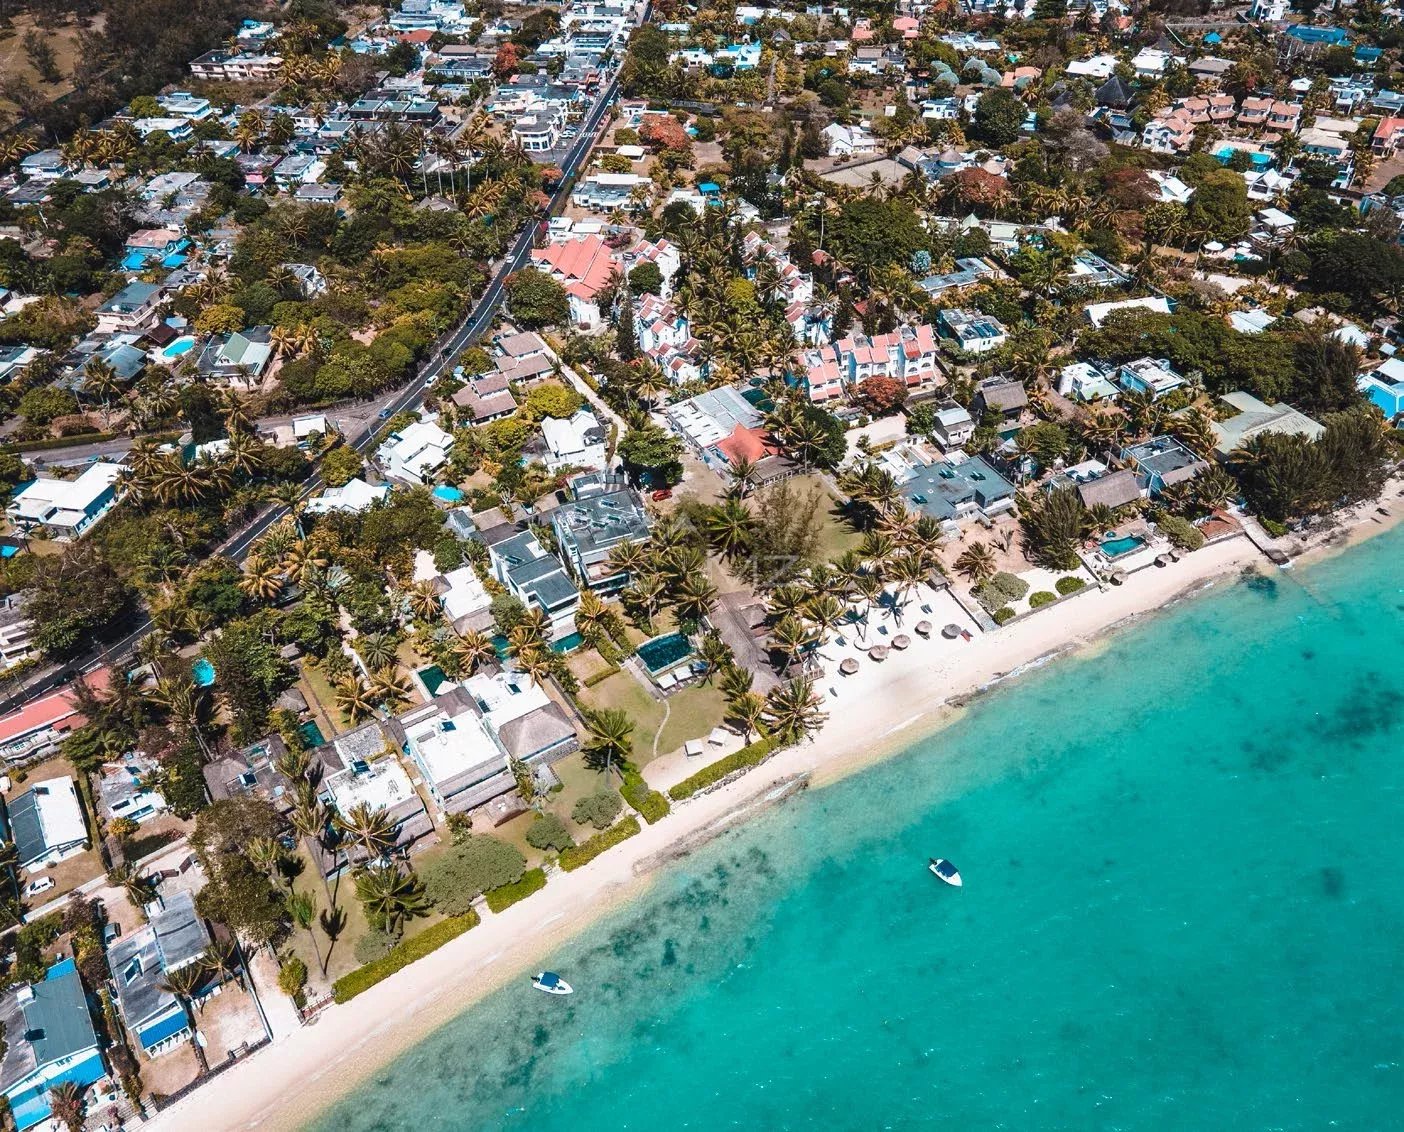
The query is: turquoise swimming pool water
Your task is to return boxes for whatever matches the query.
[298,720,326,748]
[161,336,196,359]
[635,632,692,673]
[418,665,449,695]
[1100,533,1147,558]
[431,485,464,503]
[191,658,215,686]
[309,526,1404,1132]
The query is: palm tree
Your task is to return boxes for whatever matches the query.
[238,555,284,603]
[696,632,732,683]
[804,594,845,644]
[333,676,377,723]
[202,940,244,991]
[766,583,810,622]
[48,1081,86,1132]
[769,614,817,674]
[369,668,413,709]
[728,690,768,743]
[335,802,399,863]
[452,629,496,675]
[719,663,755,704]
[765,678,827,742]
[82,359,124,428]
[583,708,634,776]
[673,572,718,622]
[247,836,286,887]
[159,962,209,1072]
[108,863,153,910]
[357,633,398,672]
[954,542,998,584]
[623,572,666,627]
[704,499,753,559]
[355,865,429,934]
[405,581,441,623]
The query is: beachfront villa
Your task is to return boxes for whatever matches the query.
[551,476,652,594]
[1120,436,1208,495]
[1357,357,1404,422]
[898,454,1017,527]
[0,959,108,1131]
[487,529,580,641]
[1210,391,1323,458]
[107,890,211,1057]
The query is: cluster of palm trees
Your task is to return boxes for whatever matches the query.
[601,516,719,630]
[662,208,803,383]
[717,663,826,746]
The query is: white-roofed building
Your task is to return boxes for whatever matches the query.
[541,410,607,471]
[5,775,88,871]
[6,462,124,540]
[305,477,389,515]
[1085,296,1172,328]
[377,419,453,484]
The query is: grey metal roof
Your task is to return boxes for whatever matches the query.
[153,890,210,970]
[6,792,45,868]
[108,890,209,1030]
[901,456,1015,521]
[551,489,651,565]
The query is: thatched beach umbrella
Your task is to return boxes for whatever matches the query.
[941,623,962,639]
[915,620,933,637]
[868,645,889,661]
[1154,554,1170,568]
[839,657,859,676]
[892,634,911,650]
[1109,569,1126,586]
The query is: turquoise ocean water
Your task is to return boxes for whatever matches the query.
[310,528,1404,1132]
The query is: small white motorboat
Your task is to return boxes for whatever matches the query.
[532,971,573,995]
[928,858,962,887]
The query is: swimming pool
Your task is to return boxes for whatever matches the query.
[298,720,326,747]
[418,665,450,695]
[162,336,196,359]
[432,485,464,503]
[636,632,693,674]
[1100,534,1147,559]
[192,658,216,686]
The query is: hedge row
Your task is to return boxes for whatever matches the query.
[485,868,547,914]
[583,664,621,688]
[621,775,670,825]
[4,432,117,454]
[558,816,640,872]
[332,912,480,1003]
[668,736,777,802]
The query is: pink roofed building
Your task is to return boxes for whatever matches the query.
[530,235,617,329]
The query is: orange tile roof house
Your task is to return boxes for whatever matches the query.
[1373,116,1404,154]
[530,235,617,329]
[0,668,109,764]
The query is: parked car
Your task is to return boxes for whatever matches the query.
[651,488,673,501]
[25,877,55,897]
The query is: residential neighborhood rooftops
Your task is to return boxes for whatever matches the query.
[1211,391,1324,455]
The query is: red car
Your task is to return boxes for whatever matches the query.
[651,488,673,501]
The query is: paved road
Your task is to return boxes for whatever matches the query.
[0,68,625,717]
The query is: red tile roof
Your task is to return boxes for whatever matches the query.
[0,667,110,745]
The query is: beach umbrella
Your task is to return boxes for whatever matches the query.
[1154,554,1170,568]
[839,658,859,676]
[915,620,933,637]
[941,623,961,639]
[868,645,889,661]
[892,634,911,650]
[1109,570,1126,586]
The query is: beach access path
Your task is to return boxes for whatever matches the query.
[146,529,1293,1132]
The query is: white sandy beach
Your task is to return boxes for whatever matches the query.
[150,496,1404,1132]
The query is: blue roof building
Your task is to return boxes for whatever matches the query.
[0,959,107,1130]
[1285,24,1349,46]
[1357,358,1404,422]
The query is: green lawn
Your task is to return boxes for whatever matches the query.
[301,664,351,734]
[788,473,864,561]
[579,672,665,762]
[579,672,727,764]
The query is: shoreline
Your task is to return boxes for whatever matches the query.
[153,498,1403,1132]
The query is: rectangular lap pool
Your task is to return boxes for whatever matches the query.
[418,665,450,696]
[298,720,326,748]
[636,632,693,674]
[1100,534,1147,559]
